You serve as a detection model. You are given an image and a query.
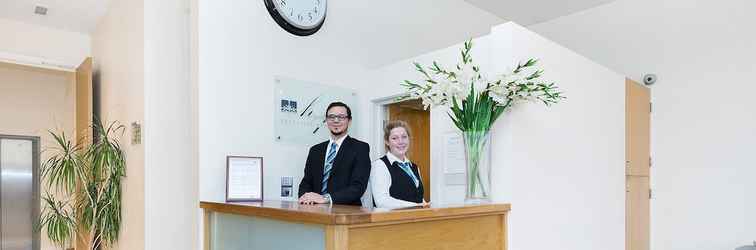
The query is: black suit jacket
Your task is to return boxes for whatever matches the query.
[298,136,371,205]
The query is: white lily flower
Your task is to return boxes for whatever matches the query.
[487,84,509,106]
[456,63,478,84]
[401,40,562,133]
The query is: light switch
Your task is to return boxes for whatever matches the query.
[131,122,142,145]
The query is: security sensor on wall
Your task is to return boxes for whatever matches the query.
[34,5,48,15]
[643,74,657,85]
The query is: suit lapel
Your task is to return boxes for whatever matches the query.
[314,141,327,190]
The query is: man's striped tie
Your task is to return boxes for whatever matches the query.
[321,142,338,194]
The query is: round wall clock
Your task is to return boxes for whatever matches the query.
[264,0,327,36]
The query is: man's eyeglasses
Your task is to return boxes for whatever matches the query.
[326,114,350,122]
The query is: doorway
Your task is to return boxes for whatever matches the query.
[625,78,651,250]
[382,99,431,201]
[0,135,40,250]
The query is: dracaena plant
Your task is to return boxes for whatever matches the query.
[401,40,565,132]
[38,120,126,250]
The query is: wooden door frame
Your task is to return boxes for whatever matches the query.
[625,78,651,250]
[370,94,404,160]
[75,57,94,250]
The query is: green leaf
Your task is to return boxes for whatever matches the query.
[38,119,127,248]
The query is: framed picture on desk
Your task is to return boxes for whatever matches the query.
[226,156,263,202]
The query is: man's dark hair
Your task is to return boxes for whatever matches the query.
[326,102,352,119]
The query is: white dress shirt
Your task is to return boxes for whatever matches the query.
[368,152,425,208]
[324,134,348,163]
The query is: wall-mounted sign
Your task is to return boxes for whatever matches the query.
[274,76,358,145]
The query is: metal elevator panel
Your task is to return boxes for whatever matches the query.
[1,137,39,250]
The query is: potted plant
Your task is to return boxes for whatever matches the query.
[38,121,126,250]
[401,40,564,203]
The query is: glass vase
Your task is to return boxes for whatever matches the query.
[462,130,492,204]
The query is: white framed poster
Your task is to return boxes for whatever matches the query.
[225,156,263,202]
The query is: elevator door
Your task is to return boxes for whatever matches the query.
[0,135,40,250]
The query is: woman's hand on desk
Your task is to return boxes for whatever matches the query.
[299,192,328,205]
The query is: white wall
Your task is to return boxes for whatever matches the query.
[371,23,626,250]
[0,18,90,70]
[492,23,625,250]
[530,0,756,248]
[198,0,369,204]
[91,0,145,248]
[143,0,196,249]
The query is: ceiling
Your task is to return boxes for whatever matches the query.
[0,0,619,36]
[321,0,619,67]
[464,0,617,26]
[342,0,504,67]
[0,0,617,67]
[0,0,109,34]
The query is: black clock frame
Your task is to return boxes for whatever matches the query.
[264,0,326,36]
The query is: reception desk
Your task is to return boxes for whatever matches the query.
[200,200,510,250]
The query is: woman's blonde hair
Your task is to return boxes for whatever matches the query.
[383,120,412,151]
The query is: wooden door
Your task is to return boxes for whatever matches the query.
[387,99,431,201]
[626,79,650,177]
[75,57,93,250]
[626,176,650,250]
[625,78,650,250]
[75,57,93,144]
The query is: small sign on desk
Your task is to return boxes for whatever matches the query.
[280,176,293,198]
[226,156,263,202]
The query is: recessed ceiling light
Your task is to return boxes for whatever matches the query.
[34,5,48,15]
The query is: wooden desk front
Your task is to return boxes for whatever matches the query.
[201,200,510,250]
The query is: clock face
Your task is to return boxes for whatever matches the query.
[265,0,327,36]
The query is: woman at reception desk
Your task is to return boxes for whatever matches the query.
[369,120,427,208]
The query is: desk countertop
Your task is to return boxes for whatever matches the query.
[200,200,510,225]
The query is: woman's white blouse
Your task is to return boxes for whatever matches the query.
[368,153,425,208]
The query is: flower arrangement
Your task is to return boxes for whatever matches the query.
[401,40,564,132]
[401,40,564,202]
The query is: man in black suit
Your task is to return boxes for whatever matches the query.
[298,102,371,205]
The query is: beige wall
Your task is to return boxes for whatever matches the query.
[0,61,75,250]
[91,0,145,248]
[0,62,76,136]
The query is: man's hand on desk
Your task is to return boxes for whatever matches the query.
[298,192,328,205]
